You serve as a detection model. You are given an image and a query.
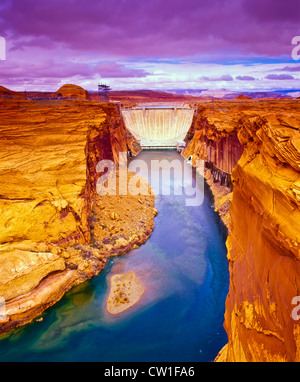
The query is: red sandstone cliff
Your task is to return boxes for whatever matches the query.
[1,92,299,360]
[0,97,155,333]
[55,84,90,100]
[219,110,300,362]
[183,99,300,361]
[183,103,244,229]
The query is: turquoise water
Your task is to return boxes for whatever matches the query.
[0,150,229,362]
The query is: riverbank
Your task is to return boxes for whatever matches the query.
[0,98,157,334]
[0,149,229,362]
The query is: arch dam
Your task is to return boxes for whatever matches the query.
[121,104,196,150]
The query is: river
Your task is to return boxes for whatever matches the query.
[0,150,229,362]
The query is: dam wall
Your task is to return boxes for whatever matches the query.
[121,106,195,148]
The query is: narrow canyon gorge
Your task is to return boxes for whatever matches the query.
[0,86,299,362]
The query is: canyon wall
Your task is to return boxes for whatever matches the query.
[1,92,299,360]
[183,104,244,230]
[184,99,300,361]
[0,96,156,333]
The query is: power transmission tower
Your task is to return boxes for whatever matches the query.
[98,83,111,101]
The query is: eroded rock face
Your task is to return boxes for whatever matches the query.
[0,97,155,333]
[183,105,244,183]
[182,102,244,231]
[184,99,300,361]
[220,109,300,362]
[55,84,90,100]
[0,98,94,246]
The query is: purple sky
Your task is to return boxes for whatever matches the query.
[0,0,300,92]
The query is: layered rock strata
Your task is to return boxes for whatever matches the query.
[0,97,156,333]
[182,103,244,231]
[183,99,300,361]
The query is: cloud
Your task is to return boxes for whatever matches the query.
[0,59,94,79]
[93,62,149,78]
[1,0,299,90]
[273,66,300,72]
[199,75,234,81]
[242,0,300,23]
[1,0,299,59]
[0,57,149,92]
[265,74,295,80]
[236,75,255,81]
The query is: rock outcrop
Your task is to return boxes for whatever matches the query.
[0,85,15,98]
[219,107,300,362]
[0,97,155,333]
[183,99,300,361]
[182,102,244,231]
[234,95,253,101]
[55,84,90,100]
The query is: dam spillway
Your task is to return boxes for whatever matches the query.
[121,105,195,149]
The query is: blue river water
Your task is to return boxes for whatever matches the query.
[0,150,229,362]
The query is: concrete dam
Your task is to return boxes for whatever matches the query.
[121,105,195,149]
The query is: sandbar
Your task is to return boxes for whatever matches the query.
[106,271,144,315]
